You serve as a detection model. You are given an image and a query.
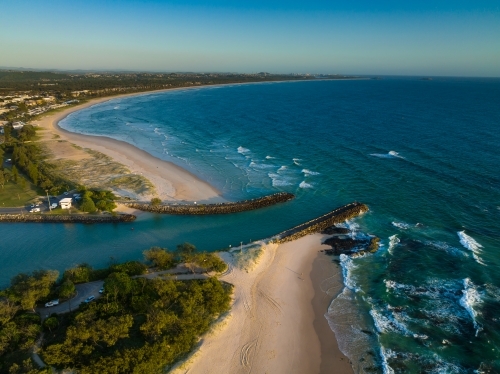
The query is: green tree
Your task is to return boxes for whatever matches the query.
[104,272,132,301]
[58,280,75,299]
[150,197,161,206]
[11,165,18,183]
[79,195,96,213]
[43,316,59,333]
[9,270,59,311]
[176,242,197,262]
[143,247,175,270]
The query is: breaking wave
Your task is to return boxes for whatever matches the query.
[388,235,400,255]
[299,181,313,189]
[301,169,320,176]
[457,231,486,265]
[459,278,483,336]
[237,146,250,154]
[370,150,405,159]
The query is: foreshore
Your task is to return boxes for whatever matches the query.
[172,234,353,374]
[33,89,224,203]
[30,86,353,373]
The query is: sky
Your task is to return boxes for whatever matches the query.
[1,0,499,76]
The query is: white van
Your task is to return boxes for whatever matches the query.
[29,208,41,213]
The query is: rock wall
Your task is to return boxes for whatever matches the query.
[0,213,136,223]
[271,202,368,244]
[123,192,295,215]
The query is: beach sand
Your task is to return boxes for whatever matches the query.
[32,94,223,203]
[173,234,352,374]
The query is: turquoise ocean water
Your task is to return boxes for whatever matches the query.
[1,78,499,372]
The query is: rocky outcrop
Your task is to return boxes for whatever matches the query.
[271,202,369,244]
[0,214,136,223]
[322,226,351,235]
[123,192,294,215]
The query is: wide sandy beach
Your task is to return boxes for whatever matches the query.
[173,234,353,374]
[32,90,352,373]
[33,92,223,202]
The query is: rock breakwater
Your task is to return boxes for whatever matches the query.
[271,202,369,244]
[123,192,294,215]
[0,213,136,223]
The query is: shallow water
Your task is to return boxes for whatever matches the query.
[2,77,500,372]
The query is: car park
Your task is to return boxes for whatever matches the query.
[84,296,95,303]
[45,299,59,307]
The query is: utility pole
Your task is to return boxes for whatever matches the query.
[46,190,51,211]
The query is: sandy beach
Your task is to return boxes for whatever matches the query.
[33,92,223,202]
[31,90,352,373]
[172,234,352,374]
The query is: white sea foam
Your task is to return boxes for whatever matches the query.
[339,254,359,291]
[424,241,466,257]
[249,161,274,169]
[293,158,302,166]
[299,181,313,189]
[388,235,400,255]
[301,169,320,176]
[369,307,413,336]
[268,173,293,187]
[277,166,288,172]
[459,278,483,336]
[265,155,275,159]
[113,106,120,110]
[370,150,405,159]
[392,221,411,230]
[457,231,486,265]
[379,347,395,374]
[237,146,250,154]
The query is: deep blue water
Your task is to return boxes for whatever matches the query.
[2,78,500,372]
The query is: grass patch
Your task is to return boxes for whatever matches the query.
[0,175,41,207]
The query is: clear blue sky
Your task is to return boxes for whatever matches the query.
[1,0,499,76]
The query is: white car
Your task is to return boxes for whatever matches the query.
[45,299,59,307]
[51,203,58,209]
[29,208,41,213]
[84,296,95,303]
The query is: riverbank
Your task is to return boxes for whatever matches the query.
[172,234,353,374]
[32,90,224,203]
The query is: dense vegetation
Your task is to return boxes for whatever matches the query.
[0,70,317,96]
[0,243,228,373]
[41,276,231,374]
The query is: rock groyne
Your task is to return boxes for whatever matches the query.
[123,192,294,215]
[0,213,136,223]
[271,202,368,244]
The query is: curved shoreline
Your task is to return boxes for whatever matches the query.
[34,89,224,203]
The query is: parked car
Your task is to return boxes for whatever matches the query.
[84,296,95,303]
[45,299,59,307]
[51,203,58,209]
[29,208,41,213]
[99,287,104,294]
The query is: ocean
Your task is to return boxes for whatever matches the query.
[2,77,499,372]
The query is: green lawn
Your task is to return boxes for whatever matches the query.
[0,175,41,207]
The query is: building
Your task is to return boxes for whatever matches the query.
[59,198,73,209]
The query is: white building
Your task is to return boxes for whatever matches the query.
[59,198,73,209]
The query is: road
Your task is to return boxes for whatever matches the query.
[37,267,210,318]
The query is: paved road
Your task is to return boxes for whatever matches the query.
[37,268,210,318]
[37,280,104,318]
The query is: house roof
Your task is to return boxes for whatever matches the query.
[60,198,73,203]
